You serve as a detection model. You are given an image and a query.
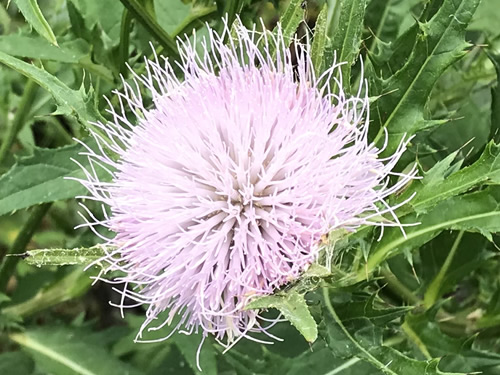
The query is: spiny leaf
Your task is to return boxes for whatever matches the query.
[0,36,114,81]
[13,0,58,45]
[321,289,465,374]
[403,311,500,372]
[0,142,110,216]
[24,245,109,267]
[0,51,107,136]
[369,0,481,155]
[364,0,421,51]
[311,5,328,77]
[0,36,86,62]
[335,295,412,326]
[361,186,500,278]
[245,291,317,342]
[329,0,367,94]
[398,141,500,215]
[276,0,304,44]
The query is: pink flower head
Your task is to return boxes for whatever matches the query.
[74,20,415,353]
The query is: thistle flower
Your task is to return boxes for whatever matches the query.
[74,19,415,356]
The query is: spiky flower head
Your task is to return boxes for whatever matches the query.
[75,20,415,352]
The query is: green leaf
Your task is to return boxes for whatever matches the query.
[364,0,421,49]
[119,0,179,58]
[0,309,23,331]
[172,333,217,375]
[286,344,376,375]
[245,291,317,342]
[0,36,87,62]
[486,50,500,143]
[361,186,500,278]
[369,0,481,155]
[403,311,500,373]
[0,51,106,134]
[335,295,411,326]
[0,142,109,216]
[321,289,465,375]
[419,232,492,309]
[398,141,500,215]
[68,0,123,43]
[367,347,464,375]
[222,344,293,375]
[311,5,328,77]
[10,327,141,375]
[13,0,58,45]
[277,0,304,45]
[3,268,93,318]
[0,351,36,375]
[266,0,304,59]
[24,245,108,266]
[154,0,191,35]
[0,36,114,81]
[329,0,367,93]
[113,312,217,374]
[468,0,500,38]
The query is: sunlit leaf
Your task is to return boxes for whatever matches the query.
[245,291,317,342]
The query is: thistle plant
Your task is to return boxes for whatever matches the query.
[73,19,417,353]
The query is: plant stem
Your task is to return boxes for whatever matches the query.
[119,0,179,59]
[401,320,432,359]
[119,8,133,77]
[0,79,38,166]
[423,230,464,308]
[380,268,420,305]
[3,267,92,317]
[217,0,244,34]
[0,203,51,292]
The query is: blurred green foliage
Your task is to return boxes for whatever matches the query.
[0,0,500,374]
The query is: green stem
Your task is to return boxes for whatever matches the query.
[119,0,179,59]
[217,0,244,34]
[3,267,92,317]
[401,320,432,359]
[0,79,38,166]
[423,230,465,308]
[0,203,51,292]
[322,287,398,375]
[119,8,133,77]
[380,268,420,305]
